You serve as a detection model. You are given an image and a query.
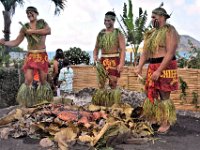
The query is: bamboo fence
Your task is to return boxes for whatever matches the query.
[71,65,200,109]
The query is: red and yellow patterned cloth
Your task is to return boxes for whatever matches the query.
[101,56,120,77]
[23,51,49,74]
[145,59,178,103]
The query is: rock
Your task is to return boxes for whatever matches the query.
[121,89,146,108]
[62,88,146,108]
[39,138,54,148]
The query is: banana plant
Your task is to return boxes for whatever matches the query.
[64,47,90,65]
[120,0,148,65]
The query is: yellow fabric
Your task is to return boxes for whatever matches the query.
[160,69,177,78]
[101,53,120,57]
[28,49,46,53]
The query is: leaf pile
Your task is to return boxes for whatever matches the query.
[0,102,154,150]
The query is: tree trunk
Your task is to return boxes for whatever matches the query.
[2,10,11,53]
[3,10,11,41]
[130,52,133,64]
[133,45,139,67]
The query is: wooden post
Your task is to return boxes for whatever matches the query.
[198,70,200,106]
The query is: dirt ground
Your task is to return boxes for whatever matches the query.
[0,107,200,150]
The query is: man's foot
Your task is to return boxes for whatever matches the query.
[157,123,170,134]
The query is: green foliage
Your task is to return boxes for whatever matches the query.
[0,0,24,12]
[187,40,200,69]
[3,54,11,66]
[179,77,188,102]
[177,40,200,69]
[0,68,23,108]
[0,45,11,67]
[96,61,108,89]
[92,89,121,107]
[122,1,134,31]
[10,46,24,52]
[192,91,199,108]
[97,29,120,51]
[120,0,148,65]
[12,58,24,68]
[0,45,3,65]
[0,45,25,67]
[0,0,66,15]
[51,0,67,15]
[134,8,148,45]
[64,47,90,65]
[176,51,188,68]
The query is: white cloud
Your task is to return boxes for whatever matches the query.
[173,0,185,5]
[186,0,200,15]
[0,0,199,52]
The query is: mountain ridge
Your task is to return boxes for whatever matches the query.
[177,35,200,51]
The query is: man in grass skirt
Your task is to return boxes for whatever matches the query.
[135,4,179,133]
[93,11,126,89]
[0,6,53,107]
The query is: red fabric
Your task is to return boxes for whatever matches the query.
[101,56,120,77]
[33,70,40,81]
[145,60,178,103]
[23,52,49,74]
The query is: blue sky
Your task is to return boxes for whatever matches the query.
[0,0,199,52]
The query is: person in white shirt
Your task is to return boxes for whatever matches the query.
[58,58,74,95]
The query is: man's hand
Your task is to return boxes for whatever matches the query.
[117,63,124,73]
[0,39,5,45]
[25,29,35,35]
[93,56,99,63]
[134,66,142,76]
[151,70,162,81]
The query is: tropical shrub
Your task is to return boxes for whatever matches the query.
[0,68,24,108]
[64,47,90,65]
[177,40,200,69]
[179,77,188,102]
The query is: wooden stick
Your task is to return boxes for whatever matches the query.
[19,21,39,43]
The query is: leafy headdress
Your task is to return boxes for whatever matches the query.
[143,3,173,55]
[152,2,171,19]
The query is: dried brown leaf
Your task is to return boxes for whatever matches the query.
[79,135,94,145]
[0,109,23,126]
[88,104,101,111]
[54,127,77,150]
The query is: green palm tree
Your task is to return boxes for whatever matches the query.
[120,0,148,65]
[1,0,24,41]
